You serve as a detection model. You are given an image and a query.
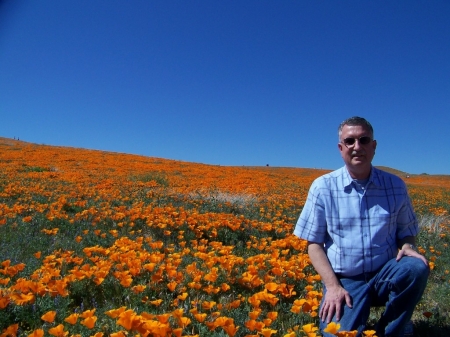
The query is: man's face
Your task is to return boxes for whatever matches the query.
[338,124,377,179]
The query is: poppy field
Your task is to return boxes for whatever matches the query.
[1,137,449,337]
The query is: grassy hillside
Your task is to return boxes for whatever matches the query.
[0,138,449,336]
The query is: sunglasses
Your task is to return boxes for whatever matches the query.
[342,136,372,147]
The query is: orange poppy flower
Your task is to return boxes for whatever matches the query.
[48,324,68,337]
[131,284,146,294]
[247,296,261,308]
[64,313,79,325]
[90,333,103,337]
[81,316,97,329]
[260,328,277,337]
[263,318,273,326]
[2,324,19,337]
[223,323,239,337]
[28,329,44,337]
[167,281,177,292]
[156,313,171,323]
[244,319,265,331]
[172,328,183,337]
[265,282,278,292]
[117,310,138,330]
[80,308,96,318]
[10,292,35,305]
[41,310,57,323]
[194,313,207,322]
[176,316,191,328]
[324,322,341,335]
[0,278,10,286]
[249,310,262,320]
[362,330,378,337]
[118,273,133,287]
[221,283,231,291]
[105,307,127,318]
[110,332,127,337]
[302,323,319,337]
[177,292,188,300]
[284,333,297,337]
[0,295,9,309]
[149,299,163,306]
[201,301,217,310]
[337,330,358,337]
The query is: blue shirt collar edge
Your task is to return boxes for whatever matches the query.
[343,166,381,187]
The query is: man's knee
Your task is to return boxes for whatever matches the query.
[401,257,429,277]
[395,257,429,289]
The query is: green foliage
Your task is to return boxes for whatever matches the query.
[413,214,450,335]
[132,171,170,187]
[22,165,49,172]
[1,182,450,336]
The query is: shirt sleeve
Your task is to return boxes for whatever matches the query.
[293,179,328,243]
[396,181,419,239]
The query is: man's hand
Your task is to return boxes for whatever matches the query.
[320,284,352,323]
[396,243,428,266]
[307,242,353,323]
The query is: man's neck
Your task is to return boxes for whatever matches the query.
[346,166,372,180]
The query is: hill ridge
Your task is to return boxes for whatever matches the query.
[0,136,444,176]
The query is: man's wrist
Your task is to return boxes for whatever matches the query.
[402,243,417,251]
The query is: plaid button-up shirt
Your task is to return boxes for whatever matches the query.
[294,166,418,277]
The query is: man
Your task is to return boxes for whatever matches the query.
[294,116,429,337]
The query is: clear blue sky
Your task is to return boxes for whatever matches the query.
[1,1,449,175]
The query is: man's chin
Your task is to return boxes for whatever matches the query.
[350,159,366,166]
[348,161,371,171]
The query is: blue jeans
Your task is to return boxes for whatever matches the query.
[319,257,429,337]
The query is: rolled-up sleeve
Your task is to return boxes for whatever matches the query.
[294,180,327,243]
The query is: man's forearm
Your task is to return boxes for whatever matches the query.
[307,241,340,289]
[308,241,353,323]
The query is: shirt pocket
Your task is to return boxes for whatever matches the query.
[369,205,398,247]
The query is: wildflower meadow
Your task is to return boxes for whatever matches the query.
[1,137,449,337]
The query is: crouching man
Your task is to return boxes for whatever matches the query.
[294,116,429,337]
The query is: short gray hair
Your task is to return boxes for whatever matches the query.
[338,116,374,140]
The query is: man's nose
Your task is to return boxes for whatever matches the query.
[353,139,362,150]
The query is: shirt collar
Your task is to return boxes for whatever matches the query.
[342,167,354,188]
[342,166,380,188]
[369,166,382,187]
